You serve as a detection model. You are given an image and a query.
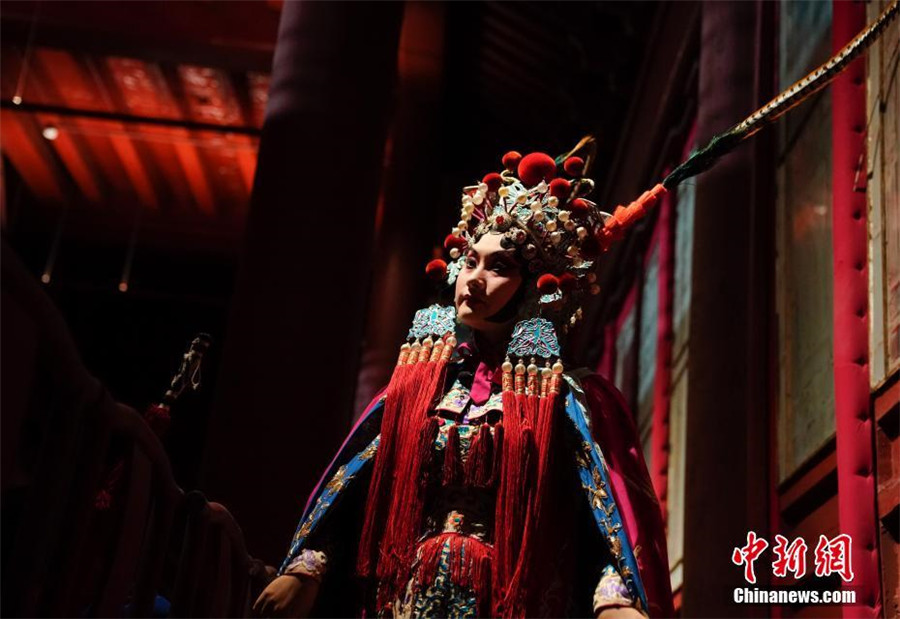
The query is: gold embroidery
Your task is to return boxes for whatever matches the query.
[360,439,378,461]
[324,465,349,494]
[609,535,622,558]
[592,467,609,499]
[575,450,589,469]
[583,482,606,511]
[296,514,315,541]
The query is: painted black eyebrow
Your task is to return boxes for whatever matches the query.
[465,247,516,260]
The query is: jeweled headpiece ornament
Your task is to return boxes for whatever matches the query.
[425,136,667,331]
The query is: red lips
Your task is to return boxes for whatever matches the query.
[461,293,485,306]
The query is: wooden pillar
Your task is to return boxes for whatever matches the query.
[353,2,446,416]
[682,1,775,615]
[201,1,404,563]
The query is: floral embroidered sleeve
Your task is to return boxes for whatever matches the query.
[592,564,644,616]
[284,548,329,582]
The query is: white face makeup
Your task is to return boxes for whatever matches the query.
[454,233,523,335]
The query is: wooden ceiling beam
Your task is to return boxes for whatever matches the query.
[222,72,259,197]
[0,100,260,136]
[0,109,67,204]
[34,112,103,205]
[155,65,221,217]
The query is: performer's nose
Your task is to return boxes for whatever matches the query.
[467,272,486,293]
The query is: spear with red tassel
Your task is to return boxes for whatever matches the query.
[590,0,898,251]
[94,333,212,510]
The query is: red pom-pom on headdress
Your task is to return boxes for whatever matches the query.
[563,156,585,176]
[425,259,448,281]
[517,152,556,187]
[482,172,503,192]
[536,273,560,295]
[549,178,571,200]
[558,272,578,293]
[502,151,522,172]
[569,198,590,218]
[444,234,467,251]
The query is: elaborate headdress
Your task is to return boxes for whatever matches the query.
[426,136,667,334]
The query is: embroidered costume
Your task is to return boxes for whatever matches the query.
[278,141,674,617]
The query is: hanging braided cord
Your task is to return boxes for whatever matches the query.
[663,0,899,190]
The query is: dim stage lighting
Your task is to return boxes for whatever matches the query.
[42,126,60,141]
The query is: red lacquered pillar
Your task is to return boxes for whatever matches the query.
[830,1,881,616]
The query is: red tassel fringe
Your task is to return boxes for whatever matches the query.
[358,345,453,611]
[357,361,412,578]
[414,533,493,616]
[358,339,562,619]
[492,389,558,618]
[443,424,462,486]
[490,422,504,487]
[465,423,494,488]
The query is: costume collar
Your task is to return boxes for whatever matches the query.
[456,341,503,405]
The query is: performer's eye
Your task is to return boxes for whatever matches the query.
[465,257,477,269]
[491,261,510,273]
